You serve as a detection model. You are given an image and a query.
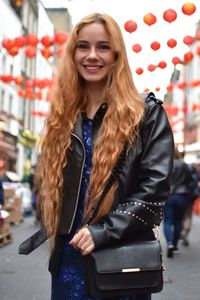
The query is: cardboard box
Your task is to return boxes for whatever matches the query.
[0,218,11,236]
[3,188,16,198]
[6,197,23,224]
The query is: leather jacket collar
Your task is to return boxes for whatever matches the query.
[73,102,108,141]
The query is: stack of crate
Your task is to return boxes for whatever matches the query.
[0,210,13,247]
[3,187,23,225]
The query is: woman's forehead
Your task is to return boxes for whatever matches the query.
[77,23,109,41]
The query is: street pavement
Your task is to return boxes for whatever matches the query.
[0,214,200,300]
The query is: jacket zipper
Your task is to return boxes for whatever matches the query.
[68,133,86,233]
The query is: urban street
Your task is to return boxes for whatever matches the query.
[1,1,200,300]
[0,214,200,300]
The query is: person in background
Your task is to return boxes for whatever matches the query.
[28,165,40,223]
[181,163,200,246]
[0,180,4,208]
[163,149,193,258]
[22,13,174,300]
[0,159,6,208]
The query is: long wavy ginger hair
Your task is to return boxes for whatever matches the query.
[37,13,145,236]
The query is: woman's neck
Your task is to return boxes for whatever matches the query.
[85,84,106,119]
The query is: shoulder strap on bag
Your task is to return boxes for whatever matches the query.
[83,143,127,225]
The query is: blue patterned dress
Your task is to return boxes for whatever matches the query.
[51,117,151,300]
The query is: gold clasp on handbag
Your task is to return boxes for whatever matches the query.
[122,268,140,273]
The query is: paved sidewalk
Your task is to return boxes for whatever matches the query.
[0,214,199,300]
[154,215,200,300]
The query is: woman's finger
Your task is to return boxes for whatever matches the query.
[81,244,95,256]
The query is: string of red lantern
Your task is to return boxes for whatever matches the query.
[163,103,200,116]
[1,32,68,59]
[124,2,197,32]
[135,45,200,76]
[0,74,53,89]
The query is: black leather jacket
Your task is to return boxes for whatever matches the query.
[170,159,192,194]
[49,92,174,274]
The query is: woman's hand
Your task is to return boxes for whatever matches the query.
[69,227,95,256]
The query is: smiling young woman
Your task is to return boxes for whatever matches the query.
[20,13,174,300]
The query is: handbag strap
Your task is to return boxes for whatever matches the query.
[83,143,127,225]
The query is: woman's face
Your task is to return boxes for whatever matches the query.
[74,22,115,86]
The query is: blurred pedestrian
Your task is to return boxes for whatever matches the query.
[28,165,40,223]
[20,13,174,300]
[0,159,6,208]
[181,163,200,246]
[163,149,193,258]
[0,180,4,208]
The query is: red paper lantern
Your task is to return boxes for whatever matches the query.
[40,35,52,47]
[135,68,143,75]
[184,51,193,63]
[172,56,181,65]
[182,3,196,15]
[0,75,14,83]
[178,82,187,90]
[167,39,177,48]
[147,64,156,72]
[26,33,38,46]
[15,0,23,7]
[124,20,137,33]
[14,36,26,48]
[41,47,53,59]
[150,41,160,51]
[32,111,47,117]
[37,79,46,89]
[35,90,43,100]
[158,61,167,69]
[196,46,200,56]
[166,83,174,92]
[18,89,26,97]
[190,80,200,88]
[8,46,19,56]
[25,46,36,58]
[15,76,24,85]
[2,38,14,50]
[132,44,142,53]
[25,79,34,88]
[143,13,157,26]
[155,87,160,92]
[183,35,194,45]
[26,88,34,100]
[163,9,177,23]
[54,32,68,44]
[196,31,200,41]
[192,103,197,111]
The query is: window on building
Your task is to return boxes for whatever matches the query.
[0,89,5,111]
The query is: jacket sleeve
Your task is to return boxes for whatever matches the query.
[88,101,174,248]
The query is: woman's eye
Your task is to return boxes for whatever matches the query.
[77,43,88,49]
[98,44,111,50]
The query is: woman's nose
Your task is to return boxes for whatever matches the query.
[87,47,98,59]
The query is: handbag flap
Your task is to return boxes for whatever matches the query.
[91,240,162,273]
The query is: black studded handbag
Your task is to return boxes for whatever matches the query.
[82,144,164,298]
